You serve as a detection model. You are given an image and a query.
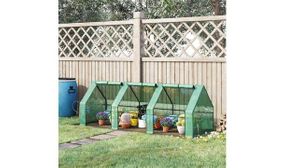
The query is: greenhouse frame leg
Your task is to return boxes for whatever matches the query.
[111,83,128,130]
[79,82,97,126]
[185,85,203,138]
[146,85,163,134]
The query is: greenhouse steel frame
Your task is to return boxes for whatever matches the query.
[79,81,123,125]
[80,81,214,138]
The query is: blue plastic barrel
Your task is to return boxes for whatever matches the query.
[59,78,77,117]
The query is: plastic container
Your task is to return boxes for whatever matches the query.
[138,119,146,128]
[59,78,77,117]
[130,118,138,127]
[141,114,157,123]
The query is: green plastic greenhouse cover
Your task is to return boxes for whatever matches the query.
[79,81,214,138]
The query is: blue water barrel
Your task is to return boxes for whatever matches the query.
[59,78,77,117]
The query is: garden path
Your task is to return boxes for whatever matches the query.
[59,130,128,150]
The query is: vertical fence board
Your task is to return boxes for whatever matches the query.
[158,62,162,83]
[197,62,202,84]
[91,61,95,81]
[166,62,170,84]
[206,63,212,98]
[116,61,119,81]
[88,61,92,86]
[188,62,193,84]
[193,62,197,84]
[222,63,227,115]
[58,62,62,78]
[105,62,110,81]
[202,63,207,86]
[174,62,179,83]
[128,62,131,81]
[211,63,217,122]
[216,63,222,121]
[170,62,175,83]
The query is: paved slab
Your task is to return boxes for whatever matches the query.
[89,134,114,141]
[59,130,129,150]
[106,130,129,136]
[59,143,80,150]
[70,138,97,145]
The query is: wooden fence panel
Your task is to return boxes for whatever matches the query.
[141,60,225,122]
[58,15,226,123]
[59,60,133,100]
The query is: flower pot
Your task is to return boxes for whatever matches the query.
[130,118,138,127]
[98,120,104,126]
[154,119,161,129]
[138,119,146,128]
[177,126,185,135]
[162,126,170,133]
[121,123,131,129]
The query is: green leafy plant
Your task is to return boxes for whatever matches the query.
[176,120,185,126]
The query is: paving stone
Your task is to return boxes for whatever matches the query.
[59,131,129,150]
[59,143,80,150]
[106,130,129,136]
[89,134,114,141]
[71,138,96,145]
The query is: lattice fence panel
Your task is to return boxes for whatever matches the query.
[143,19,226,58]
[58,24,133,58]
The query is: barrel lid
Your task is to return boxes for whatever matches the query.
[59,78,76,82]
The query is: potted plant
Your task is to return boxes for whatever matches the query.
[119,112,131,129]
[160,117,173,133]
[176,120,185,135]
[154,117,161,129]
[129,111,138,127]
[96,112,108,126]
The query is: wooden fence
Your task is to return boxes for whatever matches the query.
[58,12,226,123]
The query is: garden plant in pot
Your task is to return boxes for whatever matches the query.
[96,111,109,126]
[119,112,131,129]
[176,120,185,135]
[129,111,138,127]
[176,114,185,135]
[160,117,173,133]
[154,117,162,129]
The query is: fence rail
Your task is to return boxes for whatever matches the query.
[58,13,226,124]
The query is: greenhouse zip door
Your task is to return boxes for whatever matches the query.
[80,81,214,138]
[79,81,123,127]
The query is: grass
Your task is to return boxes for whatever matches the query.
[59,116,112,144]
[59,132,226,168]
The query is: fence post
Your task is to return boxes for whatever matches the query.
[132,12,144,82]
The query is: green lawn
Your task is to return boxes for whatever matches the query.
[59,116,112,144]
[59,132,226,167]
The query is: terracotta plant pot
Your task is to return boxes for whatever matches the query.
[154,119,161,129]
[177,126,185,135]
[121,123,131,129]
[98,120,105,126]
[162,126,170,133]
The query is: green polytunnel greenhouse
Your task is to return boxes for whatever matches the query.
[146,84,214,137]
[79,81,123,125]
[79,81,214,138]
[110,82,157,130]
